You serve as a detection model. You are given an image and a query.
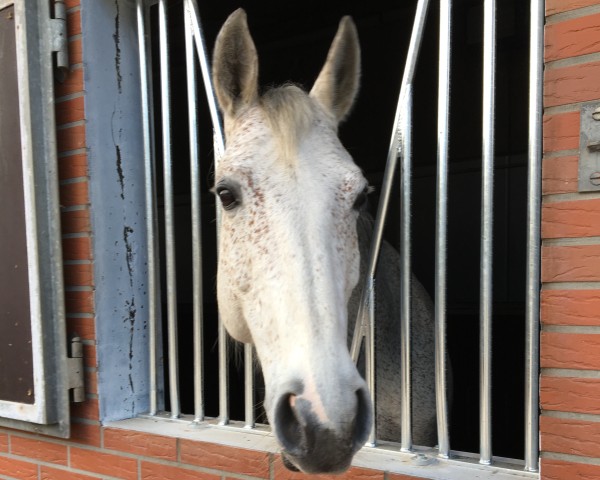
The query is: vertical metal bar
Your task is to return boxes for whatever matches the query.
[184,4,205,424]
[525,0,543,472]
[480,0,496,465]
[136,0,160,416]
[364,277,376,446]
[158,0,180,419]
[399,86,413,452]
[435,0,451,459]
[350,5,431,450]
[244,344,255,429]
[183,0,229,425]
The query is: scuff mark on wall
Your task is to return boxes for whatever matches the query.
[123,225,134,286]
[113,0,122,94]
[115,144,125,199]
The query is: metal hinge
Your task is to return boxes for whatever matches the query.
[67,336,85,403]
[50,0,69,79]
[579,102,600,192]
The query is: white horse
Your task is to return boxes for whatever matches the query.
[212,9,438,473]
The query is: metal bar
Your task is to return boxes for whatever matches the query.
[244,344,255,429]
[364,277,376,446]
[399,85,413,452]
[435,0,452,459]
[136,0,160,416]
[184,4,205,424]
[479,0,496,465]
[183,0,229,425]
[185,0,225,156]
[158,0,180,419]
[525,0,543,472]
[350,0,431,375]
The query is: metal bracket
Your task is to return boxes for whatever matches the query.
[50,0,69,79]
[67,337,85,403]
[578,102,600,192]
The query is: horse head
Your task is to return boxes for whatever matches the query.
[212,9,372,473]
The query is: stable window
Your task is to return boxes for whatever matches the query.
[122,0,542,477]
[0,0,74,437]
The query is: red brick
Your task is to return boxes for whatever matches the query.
[541,416,600,458]
[70,447,137,480]
[57,124,86,152]
[141,461,219,480]
[0,455,38,480]
[69,38,83,65]
[70,422,101,447]
[542,156,578,194]
[388,474,429,480]
[104,429,177,461]
[71,398,99,421]
[67,317,95,341]
[64,263,94,287]
[541,290,600,326]
[67,10,81,37]
[61,209,91,235]
[65,289,94,314]
[59,153,88,181]
[543,112,580,153]
[545,61,600,107]
[179,440,270,478]
[542,458,600,479]
[84,370,98,396]
[10,436,67,466]
[56,96,85,125]
[542,244,600,282]
[273,456,384,480]
[545,13,600,62]
[63,236,92,261]
[542,199,600,238]
[56,67,84,98]
[542,332,600,370]
[541,376,600,415]
[546,0,600,16]
[82,344,97,368]
[41,465,101,480]
[60,181,90,207]
[0,433,7,452]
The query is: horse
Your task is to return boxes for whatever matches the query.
[212,9,438,473]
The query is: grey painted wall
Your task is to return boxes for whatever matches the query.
[82,0,155,421]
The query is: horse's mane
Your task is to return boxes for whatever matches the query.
[260,84,317,164]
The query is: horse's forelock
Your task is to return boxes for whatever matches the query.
[260,84,318,164]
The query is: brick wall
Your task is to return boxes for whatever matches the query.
[2,1,600,479]
[541,1,600,479]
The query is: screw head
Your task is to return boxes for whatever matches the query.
[590,172,600,186]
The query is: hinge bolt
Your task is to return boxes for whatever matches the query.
[593,107,600,121]
[590,172,600,186]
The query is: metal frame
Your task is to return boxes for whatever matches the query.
[0,0,69,437]
[136,0,543,473]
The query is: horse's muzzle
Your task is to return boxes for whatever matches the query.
[274,385,372,473]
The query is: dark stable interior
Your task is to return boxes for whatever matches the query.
[150,0,531,460]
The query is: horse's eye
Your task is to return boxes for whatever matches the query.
[353,188,369,211]
[217,187,238,210]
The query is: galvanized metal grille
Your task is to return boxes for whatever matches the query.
[135,0,542,473]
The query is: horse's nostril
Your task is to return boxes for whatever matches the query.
[274,393,307,457]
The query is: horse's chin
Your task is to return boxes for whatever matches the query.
[280,449,353,475]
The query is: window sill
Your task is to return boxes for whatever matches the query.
[105,415,539,479]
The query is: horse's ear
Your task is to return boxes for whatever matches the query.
[310,17,360,124]
[212,9,258,118]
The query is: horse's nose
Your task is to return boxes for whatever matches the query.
[274,384,372,473]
